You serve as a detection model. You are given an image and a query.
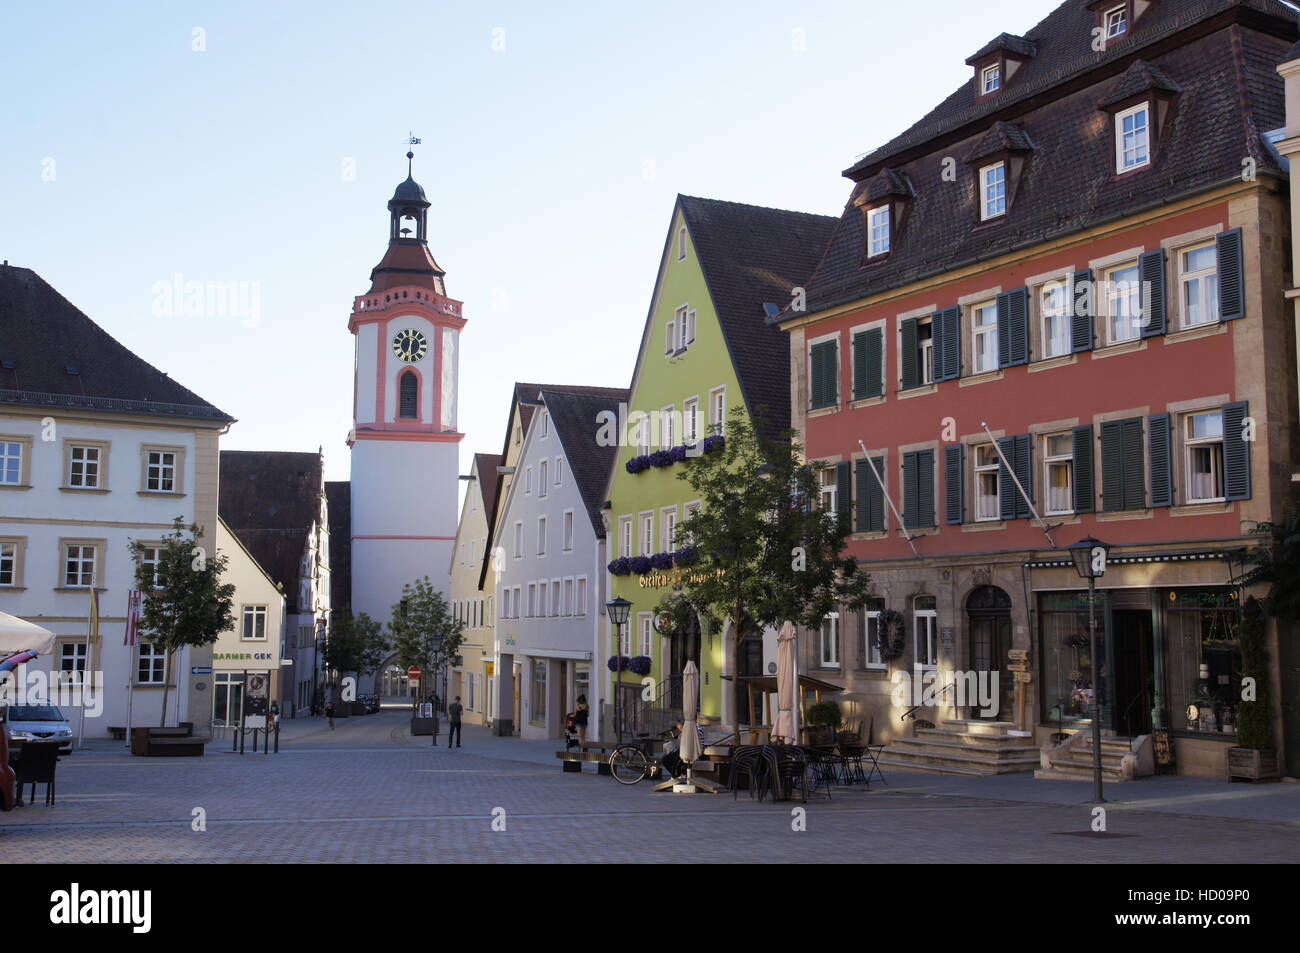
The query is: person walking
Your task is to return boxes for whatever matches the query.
[447,696,463,748]
[574,694,590,749]
[325,700,335,729]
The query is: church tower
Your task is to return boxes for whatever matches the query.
[348,152,464,634]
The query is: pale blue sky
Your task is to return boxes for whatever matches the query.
[1,0,1058,485]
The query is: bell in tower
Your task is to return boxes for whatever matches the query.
[368,150,447,297]
[389,151,429,242]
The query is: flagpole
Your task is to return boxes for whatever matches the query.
[78,574,95,748]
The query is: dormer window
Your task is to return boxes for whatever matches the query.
[867,206,890,257]
[980,162,1006,220]
[1105,5,1128,38]
[1116,102,1150,172]
[981,64,1001,95]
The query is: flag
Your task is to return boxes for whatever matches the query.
[89,587,100,645]
[124,589,142,646]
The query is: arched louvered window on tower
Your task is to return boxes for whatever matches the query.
[399,370,419,419]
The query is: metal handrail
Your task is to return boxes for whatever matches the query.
[901,681,955,721]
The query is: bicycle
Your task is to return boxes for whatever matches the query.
[609,742,658,784]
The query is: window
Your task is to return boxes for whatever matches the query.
[527,583,537,617]
[1185,411,1225,503]
[1105,4,1127,38]
[860,599,886,669]
[513,521,523,558]
[1116,103,1149,172]
[682,309,697,349]
[810,338,839,408]
[1043,433,1075,515]
[0,541,15,586]
[980,162,1006,219]
[513,586,521,617]
[1179,243,1219,327]
[554,458,563,486]
[914,595,938,669]
[661,406,675,448]
[709,388,726,434]
[1106,262,1142,343]
[242,605,267,640]
[662,508,677,550]
[851,328,884,400]
[677,226,687,261]
[502,588,512,619]
[635,413,651,456]
[640,513,653,555]
[59,643,88,686]
[620,517,633,558]
[531,660,547,723]
[459,543,465,566]
[552,580,561,617]
[139,545,162,588]
[540,412,548,437]
[469,540,476,567]
[666,319,676,355]
[974,444,1000,521]
[138,643,166,685]
[683,398,699,443]
[867,206,890,257]
[818,467,837,513]
[398,371,418,419]
[525,467,533,494]
[1040,280,1071,358]
[820,613,840,668]
[0,440,22,485]
[981,64,1000,94]
[564,578,574,615]
[68,445,101,488]
[145,450,177,492]
[576,577,587,615]
[64,544,96,587]
[537,517,546,555]
[916,320,933,386]
[971,302,998,374]
[672,305,696,352]
[901,450,935,529]
[539,460,548,498]
[1100,417,1146,511]
[640,614,653,658]
[563,511,574,551]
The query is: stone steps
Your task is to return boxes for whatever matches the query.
[1034,735,1137,781]
[879,719,1040,776]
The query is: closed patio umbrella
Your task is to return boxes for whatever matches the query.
[774,621,797,744]
[0,611,56,655]
[680,660,702,765]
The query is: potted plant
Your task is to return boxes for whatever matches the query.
[805,700,842,745]
[1227,597,1282,781]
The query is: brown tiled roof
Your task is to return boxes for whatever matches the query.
[473,452,502,525]
[0,265,232,422]
[967,32,1037,64]
[963,121,1035,163]
[219,450,324,612]
[1097,59,1182,107]
[789,2,1296,319]
[325,480,351,613]
[539,387,630,537]
[677,196,838,437]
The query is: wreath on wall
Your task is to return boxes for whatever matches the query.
[875,609,906,660]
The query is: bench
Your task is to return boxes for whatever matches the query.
[107,726,126,741]
[556,749,616,775]
[131,726,205,757]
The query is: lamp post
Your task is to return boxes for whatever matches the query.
[1068,536,1111,804]
[606,596,632,744]
[313,619,326,716]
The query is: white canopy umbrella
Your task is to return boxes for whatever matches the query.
[774,621,797,744]
[0,611,56,655]
[654,659,719,793]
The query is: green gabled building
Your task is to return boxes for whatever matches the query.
[600,195,836,733]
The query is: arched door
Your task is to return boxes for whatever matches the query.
[669,611,701,711]
[966,586,1014,720]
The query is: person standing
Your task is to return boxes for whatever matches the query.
[447,696,463,748]
[325,700,335,729]
[574,694,590,749]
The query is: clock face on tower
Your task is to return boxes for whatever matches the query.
[392,328,428,363]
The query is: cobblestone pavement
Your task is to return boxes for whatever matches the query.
[3,709,1297,863]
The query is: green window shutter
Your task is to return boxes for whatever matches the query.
[1217,228,1245,321]
[1100,420,1123,512]
[856,456,885,532]
[997,287,1028,367]
[865,328,882,398]
[1122,417,1146,510]
[836,461,852,530]
[902,452,919,529]
[938,306,961,381]
[811,341,836,409]
[852,332,869,401]
[930,310,944,384]
[809,343,823,408]
[998,436,1016,520]
[1148,413,1173,507]
[900,318,919,390]
[944,443,964,524]
[1223,401,1251,501]
[1140,249,1167,338]
[1071,269,1094,353]
[1072,425,1094,513]
[1014,433,1033,518]
[917,448,935,528]
[825,340,838,406]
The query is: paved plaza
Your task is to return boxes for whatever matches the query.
[3,706,1298,863]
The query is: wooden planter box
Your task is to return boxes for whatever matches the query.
[1226,747,1282,781]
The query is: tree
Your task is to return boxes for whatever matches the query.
[129,518,235,726]
[659,408,872,742]
[1236,507,1300,621]
[388,577,464,702]
[321,612,387,697]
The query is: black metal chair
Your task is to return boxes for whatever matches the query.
[803,745,838,799]
[13,742,60,806]
[729,745,766,800]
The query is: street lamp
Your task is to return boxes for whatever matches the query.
[1068,536,1111,804]
[313,619,326,716]
[606,597,632,743]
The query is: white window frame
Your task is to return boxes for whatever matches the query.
[708,386,726,435]
[551,579,561,617]
[1105,261,1143,344]
[673,305,688,353]
[635,412,651,456]
[64,543,97,588]
[1184,410,1226,504]
[537,516,547,556]
[677,226,687,261]
[563,510,574,551]
[539,460,548,498]
[513,585,521,618]
[867,206,890,257]
[1116,102,1150,173]
[576,576,588,615]
[1039,280,1071,358]
[242,605,268,641]
[981,63,1000,94]
[818,465,837,513]
[640,512,654,555]
[820,613,840,668]
[145,450,177,493]
[980,161,1006,220]
[639,612,653,658]
[59,642,88,687]
[862,607,886,670]
[1178,241,1220,329]
[661,506,678,551]
[1043,432,1075,516]
[1105,4,1128,39]
[974,444,1000,522]
[68,444,102,489]
[914,598,938,670]
[666,319,676,355]
[917,318,934,386]
[564,577,574,615]
[619,516,633,558]
[0,440,23,486]
[502,587,512,619]
[683,397,700,444]
[459,542,465,566]
[540,412,548,437]
[513,521,523,559]
[971,301,998,374]
[525,467,533,494]
[0,540,17,587]
[554,457,563,486]
[527,583,537,618]
[137,642,167,685]
[660,405,676,448]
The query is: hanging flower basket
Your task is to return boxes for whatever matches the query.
[649,551,675,570]
[673,546,697,567]
[875,608,906,660]
[607,556,631,576]
[653,612,675,636]
[628,656,653,676]
[629,556,652,575]
[607,655,631,672]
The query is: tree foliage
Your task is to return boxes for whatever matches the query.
[1236,507,1300,621]
[128,518,235,726]
[322,612,387,682]
[388,576,464,683]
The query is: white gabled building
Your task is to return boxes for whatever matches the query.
[446,451,501,726]
[491,386,626,741]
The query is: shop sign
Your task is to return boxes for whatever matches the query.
[638,566,726,589]
[1040,591,1107,611]
[1013,672,1032,683]
[1167,589,1238,608]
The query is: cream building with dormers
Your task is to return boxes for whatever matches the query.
[447,452,500,725]
[0,263,233,738]
[490,386,626,741]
